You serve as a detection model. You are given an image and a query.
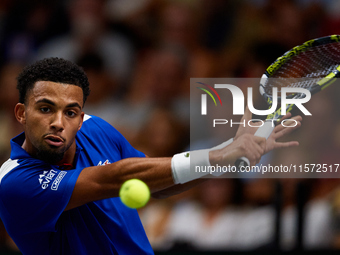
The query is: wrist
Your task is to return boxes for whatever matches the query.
[171,149,210,184]
[171,138,235,183]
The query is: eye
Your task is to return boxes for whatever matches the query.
[40,107,51,113]
[66,111,77,117]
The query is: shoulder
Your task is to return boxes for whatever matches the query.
[78,114,125,150]
[0,157,54,202]
[0,157,48,187]
[79,114,122,139]
[81,114,111,127]
[79,114,145,159]
[0,158,20,185]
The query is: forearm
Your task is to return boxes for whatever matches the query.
[107,157,175,194]
[99,157,209,199]
[105,157,207,200]
[66,157,174,210]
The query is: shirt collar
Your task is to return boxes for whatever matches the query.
[10,132,31,160]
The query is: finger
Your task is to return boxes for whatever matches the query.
[253,136,266,147]
[292,115,303,122]
[281,115,302,125]
[253,143,265,165]
[273,116,302,132]
[274,121,302,139]
[276,115,302,130]
[279,112,292,121]
[242,105,253,122]
[250,120,263,128]
[237,136,265,165]
[273,141,299,149]
[251,137,266,160]
[274,120,300,134]
[247,150,263,166]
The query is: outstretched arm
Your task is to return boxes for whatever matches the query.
[65,131,266,210]
[66,108,302,209]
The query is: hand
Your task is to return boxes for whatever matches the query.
[234,105,302,153]
[209,133,266,167]
[265,113,302,153]
[209,106,302,166]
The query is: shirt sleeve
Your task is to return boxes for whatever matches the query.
[0,159,83,234]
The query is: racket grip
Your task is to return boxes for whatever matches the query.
[235,121,275,169]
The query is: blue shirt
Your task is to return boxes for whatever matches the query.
[0,115,154,255]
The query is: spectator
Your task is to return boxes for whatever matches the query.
[34,0,134,86]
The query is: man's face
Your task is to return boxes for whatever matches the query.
[16,81,84,165]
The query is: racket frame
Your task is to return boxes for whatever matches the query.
[235,35,340,169]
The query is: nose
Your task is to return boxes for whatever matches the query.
[50,111,65,131]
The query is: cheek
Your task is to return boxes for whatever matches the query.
[71,126,80,137]
[66,120,82,138]
[25,113,46,133]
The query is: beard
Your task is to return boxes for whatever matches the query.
[36,148,65,165]
[34,140,73,165]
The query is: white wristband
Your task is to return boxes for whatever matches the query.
[171,149,210,184]
[171,138,234,183]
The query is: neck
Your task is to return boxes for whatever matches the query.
[57,142,77,166]
[22,139,77,166]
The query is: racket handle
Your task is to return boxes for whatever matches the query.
[254,120,275,139]
[235,156,250,168]
[235,121,275,169]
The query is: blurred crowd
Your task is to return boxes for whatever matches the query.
[1,0,340,253]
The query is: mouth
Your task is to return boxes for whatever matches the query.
[44,135,65,147]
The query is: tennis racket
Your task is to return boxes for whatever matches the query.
[235,35,340,168]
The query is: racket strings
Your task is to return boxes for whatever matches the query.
[264,42,340,95]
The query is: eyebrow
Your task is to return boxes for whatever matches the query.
[36,98,82,109]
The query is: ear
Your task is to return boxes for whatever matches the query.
[14,103,26,125]
[78,112,85,131]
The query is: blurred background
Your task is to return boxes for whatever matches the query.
[1,0,340,254]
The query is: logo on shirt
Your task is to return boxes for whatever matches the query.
[51,171,67,191]
[38,169,57,189]
[97,159,111,166]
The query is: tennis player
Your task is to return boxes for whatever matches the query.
[0,58,301,254]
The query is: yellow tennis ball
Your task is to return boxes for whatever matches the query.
[119,179,150,209]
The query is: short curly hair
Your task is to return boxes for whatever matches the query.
[17,57,90,105]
